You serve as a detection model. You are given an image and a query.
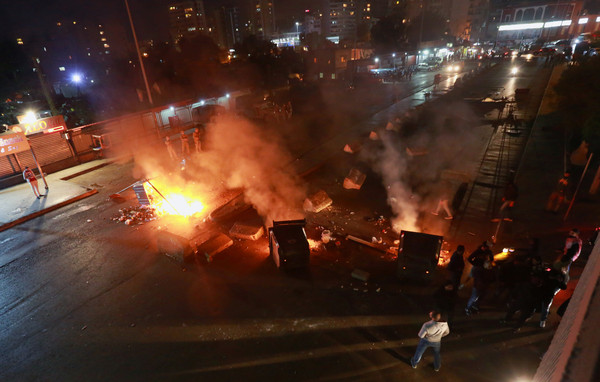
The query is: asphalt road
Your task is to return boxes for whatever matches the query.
[0,58,558,382]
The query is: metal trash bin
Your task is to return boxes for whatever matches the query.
[397,230,442,282]
[268,219,310,270]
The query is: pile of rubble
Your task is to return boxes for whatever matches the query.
[112,205,158,225]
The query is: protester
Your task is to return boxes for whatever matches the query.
[411,310,450,371]
[545,172,570,213]
[560,228,582,271]
[22,166,43,199]
[492,178,519,222]
[164,136,177,161]
[193,127,202,153]
[465,260,494,316]
[447,245,465,289]
[180,131,191,157]
[539,261,569,328]
[431,179,453,220]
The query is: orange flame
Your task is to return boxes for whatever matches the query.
[143,182,205,217]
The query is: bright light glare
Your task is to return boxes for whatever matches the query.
[23,111,37,123]
[374,57,379,62]
[72,73,82,83]
[526,54,533,59]
[511,67,518,75]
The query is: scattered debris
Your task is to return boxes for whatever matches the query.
[343,169,366,190]
[112,205,157,225]
[200,233,234,262]
[303,190,333,213]
[229,222,264,241]
[352,269,370,282]
[346,234,387,253]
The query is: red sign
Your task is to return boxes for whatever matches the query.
[11,115,66,136]
[0,131,30,157]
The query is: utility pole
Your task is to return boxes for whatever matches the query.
[125,0,153,105]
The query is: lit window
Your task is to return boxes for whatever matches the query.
[99,31,104,35]
[57,22,62,26]
[101,38,107,41]
[105,50,110,54]
[103,44,110,48]
[17,38,24,45]
[331,74,336,79]
[170,6,176,10]
[319,72,323,78]
[58,67,66,71]
[73,21,76,24]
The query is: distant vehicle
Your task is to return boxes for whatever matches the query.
[191,104,226,125]
[445,62,463,72]
[417,63,432,71]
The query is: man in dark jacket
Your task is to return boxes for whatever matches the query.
[447,245,465,289]
[465,260,494,316]
[434,281,458,327]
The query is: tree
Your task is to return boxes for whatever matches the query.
[370,9,409,53]
[406,11,450,46]
[554,57,600,153]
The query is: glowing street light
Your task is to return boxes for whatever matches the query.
[71,73,83,97]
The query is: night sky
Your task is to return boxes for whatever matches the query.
[0,0,322,42]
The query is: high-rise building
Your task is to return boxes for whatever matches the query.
[251,0,276,40]
[168,0,208,43]
[327,1,358,41]
[212,6,244,49]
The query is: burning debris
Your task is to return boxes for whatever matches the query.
[343,169,366,190]
[303,190,333,213]
[112,205,158,225]
[229,222,264,241]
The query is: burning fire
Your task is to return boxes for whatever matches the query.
[143,181,205,217]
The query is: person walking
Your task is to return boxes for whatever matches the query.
[465,260,494,316]
[23,166,43,199]
[431,179,453,220]
[560,228,582,271]
[164,136,177,161]
[410,310,450,371]
[447,245,465,289]
[539,262,569,328]
[180,131,191,157]
[545,172,570,213]
[492,178,519,222]
[192,128,202,153]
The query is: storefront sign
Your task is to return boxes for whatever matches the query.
[11,115,66,136]
[0,131,30,157]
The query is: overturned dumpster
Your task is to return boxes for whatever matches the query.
[396,230,442,282]
[268,219,310,270]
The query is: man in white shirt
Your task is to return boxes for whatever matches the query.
[411,310,450,371]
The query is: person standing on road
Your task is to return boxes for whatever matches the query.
[431,179,454,220]
[545,172,570,213]
[560,228,582,271]
[180,131,191,157]
[193,128,202,153]
[492,178,519,222]
[539,262,569,328]
[465,260,494,316]
[447,245,465,289]
[411,310,450,371]
[164,136,177,161]
[23,166,43,199]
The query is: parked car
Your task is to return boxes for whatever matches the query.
[417,63,432,71]
[191,104,226,125]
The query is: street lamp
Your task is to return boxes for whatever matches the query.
[295,22,300,45]
[392,53,396,71]
[71,73,82,97]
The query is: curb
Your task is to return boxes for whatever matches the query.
[0,189,99,233]
[60,161,114,181]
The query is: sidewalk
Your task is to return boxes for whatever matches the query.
[0,159,111,230]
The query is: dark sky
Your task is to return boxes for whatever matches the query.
[0,0,318,42]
